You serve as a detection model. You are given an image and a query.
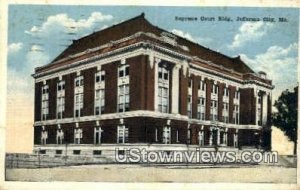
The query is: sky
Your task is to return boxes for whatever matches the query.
[6,5,298,154]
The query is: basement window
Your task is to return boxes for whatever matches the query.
[73,150,81,155]
[93,150,102,155]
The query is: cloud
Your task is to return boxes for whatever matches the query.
[8,42,23,54]
[228,22,273,50]
[171,29,212,47]
[25,12,113,38]
[171,29,195,41]
[240,43,297,101]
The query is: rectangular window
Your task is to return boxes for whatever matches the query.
[188,79,192,88]
[223,87,229,97]
[56,150,62,155]
[235,91,240,99]
[73,150,81,155]
[57,80,65,119]
[117,125,129,143]
[56,129,64,144]
[158,86,169,113]
[41,85,49,120]
[41,130,48,145]
[118,84,130,112]
[118,64,130,113]
[74,93,83,117]
[212,84,218,94]
[222,103,229,123]
[119,65,129,78]
[74,128,82,144]
[93,150,102,155]
[197,97,206,120]
[198,80,206,91]
[157,64,170,113]
[257,107,262,125]
[95,89,105,115]
[75,76,84,87]
[95,70,105,83]
[210,100,218,121]
[94,127,103,144]
[233,104,240,124]
[57,96,65,119]
[258,95,262,104]
[187,95,192,118]
[57,81,65,91]
[74,76,84,117]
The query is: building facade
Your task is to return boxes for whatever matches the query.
[32,13,273,156]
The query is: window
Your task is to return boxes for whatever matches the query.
[198,131,204,146]
[41,130,48,145]
[93,150,102,155]
[95,89,105,115]
[73,150,81,155]
[258,95,262,104]
[118,64,130,112]
[198,80,206,91]
[210,100,218,121]
[188,79,192,88]
[41,85,49,120]
[56,150,62,155]
[39,150,46,154]
[157,64,170,113]
[223,87,229,97]
[94,127,103,144]
[95,71,105,115]
[95,70,105,83]
[57,96,65,119]
[197,97,205,120]
[57,81,65,91]
[187,95,192,118]
[74,93,83,117]
[117,125,129,143]
[158,65,169,80]
[56,129,64,144]
[75,76,83,87]
[74,128,82,144]
[118,84,130,112]
[158,87,169,113]
[233,104,240,124]
[234,91,240,99]
[119,65,129,78]
[212,84,218,94]
[74,76,84,117]
[257,108,262,125]
[162,126,171,144]
[56,81,65,119]
[222,103,229,123]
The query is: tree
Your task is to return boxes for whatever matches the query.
[272,87,298,155]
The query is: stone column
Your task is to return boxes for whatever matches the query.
[171,65,180,114]
[154,57,160,112]
[262,92,268,126]
[217,128,220,145]
[209,128,213,146]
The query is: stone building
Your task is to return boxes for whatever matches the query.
[32,13,273,156]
